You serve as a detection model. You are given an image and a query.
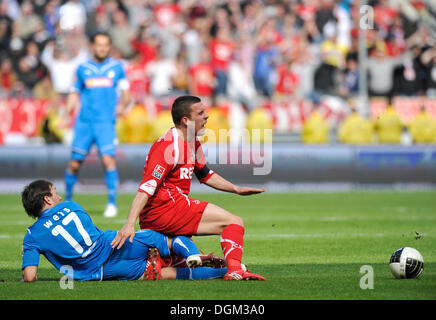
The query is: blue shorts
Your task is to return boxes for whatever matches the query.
[102,230,170,281]
[71,120,117,161]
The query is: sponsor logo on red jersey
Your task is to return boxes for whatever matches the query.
[152,164,166,180]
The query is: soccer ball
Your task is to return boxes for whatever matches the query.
[389,247,424,279]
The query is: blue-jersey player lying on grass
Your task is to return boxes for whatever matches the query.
[20,180,228,282]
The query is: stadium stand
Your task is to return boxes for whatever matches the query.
[0,0,435,145]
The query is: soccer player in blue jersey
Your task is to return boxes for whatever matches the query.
[63,32,131,218]
[21,180,228,282]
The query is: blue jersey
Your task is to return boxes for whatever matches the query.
[254,47,278,78]
[22,201,116,281]
[73,57,129,123]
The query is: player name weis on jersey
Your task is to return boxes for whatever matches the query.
[169,304,265,317]
[42,207,73,228]
[41,207,97,257]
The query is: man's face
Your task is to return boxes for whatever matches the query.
[92,35,111,62]
[46,185,62,207]
[188,102,209,136]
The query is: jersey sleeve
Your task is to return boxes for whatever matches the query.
[21,230,40,270]
[137,141,174,196]
[194,138,215,183]
[116,63,130,91]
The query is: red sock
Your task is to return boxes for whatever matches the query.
[220,224,244,272]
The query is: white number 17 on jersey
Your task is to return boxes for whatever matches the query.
[51,212,92,254]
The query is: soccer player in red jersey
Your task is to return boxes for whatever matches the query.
[111,95,266,281]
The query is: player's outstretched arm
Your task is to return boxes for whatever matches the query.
[111,191,149,249]
[204,172,265,196]
[21,266,38,282]
[116,89,132,117]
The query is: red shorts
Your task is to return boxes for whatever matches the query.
[139,191,209,236]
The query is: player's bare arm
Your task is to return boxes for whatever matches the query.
[116,89,132,117]
[58,92,79,129]
[21,266,38,282]
[65,91,80,114]
[111,191,149,249]
[204,172,265,195]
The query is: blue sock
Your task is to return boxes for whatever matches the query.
[64,170,78,201]
[104,168,118,205]
[176,267,228,280]
[171,236,201,258]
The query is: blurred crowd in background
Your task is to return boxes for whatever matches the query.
[1,0,436,145]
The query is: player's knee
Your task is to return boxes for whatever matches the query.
[232,215,244,227]
[68,160,81,174]
[222,214,244,230]
[101,155,116,170]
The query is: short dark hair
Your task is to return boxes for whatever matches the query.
[21,180,53,219]
[171,95,201,125]
[91,31,112,44]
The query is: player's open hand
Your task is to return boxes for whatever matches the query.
[235,186,265,196]
[111,224,136,249]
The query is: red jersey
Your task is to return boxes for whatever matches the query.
[275,64,299,95]
[126,61,149,99]
[296,4,316,22]
[189,63,214,97]
[374,5,397,33]
[130,39,157,67]
[154,3,180,29]
[137,127,214,227]
[210,39,234,71]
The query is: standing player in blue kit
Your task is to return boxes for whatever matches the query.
[63,32,131,218]
[21,180,228,282]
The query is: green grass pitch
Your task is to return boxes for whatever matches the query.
[0,191,435,300]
